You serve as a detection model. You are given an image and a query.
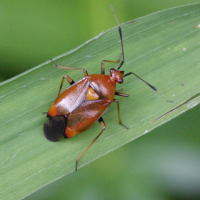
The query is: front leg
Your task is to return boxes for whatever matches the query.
[101,53,122,74]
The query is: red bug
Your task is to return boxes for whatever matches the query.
[44,6,172,171]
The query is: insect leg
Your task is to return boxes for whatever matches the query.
[123,72,173,103]
[51,59,88,77]
[101,53,122,74]
[75,117,106,171]
[57,75,75,97]
[115,91,129,97]
[112,99,128,129]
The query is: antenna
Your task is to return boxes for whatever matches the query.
[110,5,125,70]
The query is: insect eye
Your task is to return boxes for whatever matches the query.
[110,68,115,74]
[117,79,123,84]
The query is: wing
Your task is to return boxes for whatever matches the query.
[65,99,111,137]
[54,77,90,115]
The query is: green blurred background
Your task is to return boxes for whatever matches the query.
[1,1,200,199]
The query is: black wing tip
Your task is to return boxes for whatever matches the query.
[43,116,66,142]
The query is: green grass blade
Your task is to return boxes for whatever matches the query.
[1,4,200,199]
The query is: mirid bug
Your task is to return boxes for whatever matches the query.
[44,6,172,171]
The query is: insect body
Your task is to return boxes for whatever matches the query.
[45,68,126,138]
[44,6,171,171]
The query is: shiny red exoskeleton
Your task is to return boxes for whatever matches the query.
[47,69,125,138]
